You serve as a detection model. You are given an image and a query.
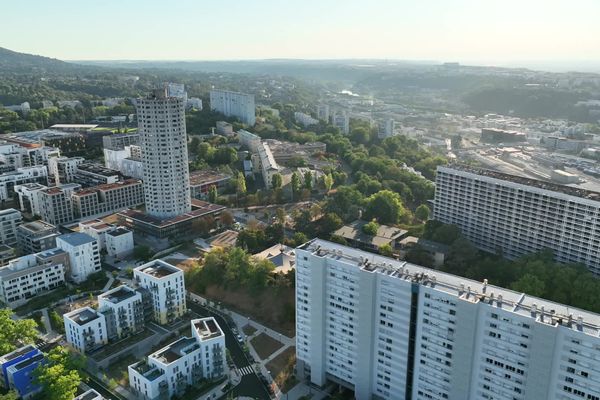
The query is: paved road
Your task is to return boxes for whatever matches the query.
[188,303,272,400]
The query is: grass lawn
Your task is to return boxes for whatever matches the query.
[14,286,73,316]
[250,333,283,360]
[242,324,257,336]
[266,346,297,392]
[104,354,138,386]
[90,328,154,361]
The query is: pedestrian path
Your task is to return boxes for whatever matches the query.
[237,365,256,376]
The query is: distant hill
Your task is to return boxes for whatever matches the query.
[0,47,85,74]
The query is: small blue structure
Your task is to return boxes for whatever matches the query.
[0,345,44,399]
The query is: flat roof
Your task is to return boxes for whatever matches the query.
[99,285,137,304]
[189,170,231,186]
[66,307,100,326]
[119,200,225,228]
[193,317,223,341]
[440,164,600,201]
[334,220,408,247]
[301,239,600,337]
[18,220,57,234]
[136,260,180,278]
[106,227,131,237]
[0,345,37,362]
[73,179,141,196]
[50,124,98,129]
[74,389,104,400]
[57,232,96,247]
[76,163,120,177]
[152,337,198,364]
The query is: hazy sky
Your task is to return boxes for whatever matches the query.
[2,0,599,65]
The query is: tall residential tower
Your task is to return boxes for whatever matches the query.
[137,88,191,219]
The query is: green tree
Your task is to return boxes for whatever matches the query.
[133,245,153,261]
[304,171,313,190]
[415,204,431,222]
[319,212,343,234]
[0,309,38,355]
[379,244,393,257]
[291,172,300,200]
[0,391,18,400]
[208,185,218,203]
[271,173,283,189]
[34,346,81,400]
[362,220,379,236]
[323,173,334,192]
[510,273,546,297]
[236,172,247,196]
[364,190,407,225]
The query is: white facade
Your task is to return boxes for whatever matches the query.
[332,111,350,134]
[79,219,114,249]
[0,249,67,308]
[103,147,129,171]
[128,318,227,400]
[317,104,330,122]
[0,209,22,246]
[137,89,191,219]
[121,157,144,180]
[105,228,134,258]
[48,156,84,184]
[251,142,280,188]
[98,285,144,339]
[16,220,59,255]
[434,165,600,275]
[56,232,101,283]
[0,166,48,202]
[295,112,319,127]
[133,260,186,325]
[296,239,600,400]
[37,183,80,226]
[378,119,395,139]
[14,183,47,216]
[210,89,256,126]
[187,97,203,110]
[64,307,108,353]
[237,129,261,152]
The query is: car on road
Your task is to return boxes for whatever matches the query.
[236,334,244,343]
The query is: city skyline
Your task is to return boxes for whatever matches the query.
[2,0,600,71]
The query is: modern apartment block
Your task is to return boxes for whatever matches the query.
[64,307,108,353]
[251,142,280,188]
[105,227,134,258]
[37,183,81,225]
[14,182,47,215]
[71,179,144,219]
[317,104,330,122]
[128,318,227,399]
[237,129,261,152]
[102,132,140,150]
[97,285,145,340]
[378,119,395,139]
[0,345,44,399]
[133,260,186,325]
[434,164,600,275]
[296,239,600,400]
[73,163,121,187]
[137,88,191,219]
[56,232,101,283]
[332,111,350,134]
[47,156,84,184]
[0,166,48,202]
[0,248,67,308]
[295,112,319,127]
[17,220,60,255]
[0,209,22,246]
[210,89,256,126]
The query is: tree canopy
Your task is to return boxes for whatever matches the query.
[0,309,39,355]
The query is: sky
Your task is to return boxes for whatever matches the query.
[2,0,600,68]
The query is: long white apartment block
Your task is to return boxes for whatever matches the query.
[0,248,67,308]
[434,164,600,275]
[133,260,186,325]
[0,209,22,246]
[251,142,280,188]
[56,232,101,283]
[137,88,191,219]
[210,89,256,126]
[0,166,48,202]
[295,112,319,127]
[47,156,84,184]
[128,318,227,399]
[98,285,145,340]
[296,239,600,400]
[64,307,108,353]
[237,129,261,152]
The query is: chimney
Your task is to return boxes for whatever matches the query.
[532,303,537,318]
[540,306,545,322]
[577,315,583,330]
[482,279,488,293]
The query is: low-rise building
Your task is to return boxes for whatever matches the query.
[333,220,408,253]
[133,260,186,325]
[0,245,15,267]
[74,389,105,400]
[189,170,231,199]
[72,179,144,219]
[13,183,47,216]
[215,121,234,136]
[98,285,145,340]
[74,163,121,187]
[56,232,101,283]
[16,221,60,255]
[294,112,319,127]
[106,228,134,258]
[237,129,261,152]
[78,219,114,249]
[398,236,450,267]
[0,345,44,399]
[252,142,280,188]
[0,167,48,202]
[64,307,108,353]
[0,248,67,308]
[128,318,227,399]
[0,209,22,246]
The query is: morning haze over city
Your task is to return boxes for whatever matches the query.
[0,1,600,400]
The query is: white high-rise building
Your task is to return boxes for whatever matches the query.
[47,156,84,184]
[0,209,22,246]
[133,260,186,325]
[296,239,600,400]
[210,89,256,126]
[56,232,101,283]
[237,129,261,152]
[97,285,145,339]
[137,89,191,219]
[64,307,108,353]
[332,111,350,134]
[378,119,395,139]
[434,164,600,275]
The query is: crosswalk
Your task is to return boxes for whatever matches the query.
[237,365,255,376]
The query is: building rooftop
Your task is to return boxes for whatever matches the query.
[152,337,198,364]
[136,260,180,279]
[300,239,600,337]
[66,307,101,326]
[106,227,131,237]
[193,317,223,341]
[188,170,231,186]
[0,208,20,216]
[8,352,44,372]
[57,232,96,247]
[334,220,408,248]
[119,199,225,228]
[73,179,141,196]
[74,389,104,400]
[130,361,164,381]
[76,163,121,177]
[50,124,98,130]
[0,345,37,363]
[99,285,138,304]
[440,164,600,201]
[18,220,57,234]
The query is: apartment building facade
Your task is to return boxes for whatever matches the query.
[64,307,108,353]
[56,232,101,283]
[0,166,48,202]
[97,285,145,340]
[296,239,600,400]
[133,260,186,325]
[71,179,144,219]
[434,164,600,275]
[209,89,256,126]
[37,183,80,225]
[0,209,22,246]
[17,220,60,255]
